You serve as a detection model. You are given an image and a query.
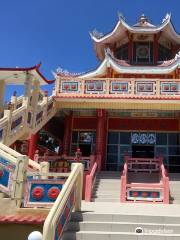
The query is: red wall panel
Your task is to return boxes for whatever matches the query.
[73,117,97,130]
[108,118,179,131]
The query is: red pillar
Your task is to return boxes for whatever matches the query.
[96,109,107,170]
[153,34,158,64]
[62,113,73,155]
[28,133,39,160]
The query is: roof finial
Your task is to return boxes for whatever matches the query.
[162,13,171,23]
[138,14,149,24]
[118,12,125,21]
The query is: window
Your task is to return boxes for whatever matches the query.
[133,42,153,64]
[158,44,171,61]
[156,133,167,145]
[115,43,128,60]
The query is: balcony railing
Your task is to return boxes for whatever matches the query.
[55,77,180,99]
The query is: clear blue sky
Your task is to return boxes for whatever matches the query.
[2,0,180,100]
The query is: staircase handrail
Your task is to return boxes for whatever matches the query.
[42,163,83,240]
[85,161,98,201]
[159,159,169,204]
[120,155,128,202]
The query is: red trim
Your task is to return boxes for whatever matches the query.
[108,118,179,131]
[54,95,180,100]
[0,63,54,84]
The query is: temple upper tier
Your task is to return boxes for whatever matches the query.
[90,13,180,64]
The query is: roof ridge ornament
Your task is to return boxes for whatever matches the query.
[162,13,171,23]
[118,12,125,21]
[174,51,180,61]
[104,48,114,58]
[56,67,85,77]
[91,29,104,39]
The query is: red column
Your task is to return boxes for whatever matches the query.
[153,34,158,64]
[62,113,73,155]
[28,132,39,160]
[96,109,107,170]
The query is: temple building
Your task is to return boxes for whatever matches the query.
[49,13,180,173]
[1,13,180,240]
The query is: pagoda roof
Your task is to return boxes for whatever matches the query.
[90,13,180,60]
[0,63,54,85]
[79,49,180,78]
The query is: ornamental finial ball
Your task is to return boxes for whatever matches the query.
[28,231,42,240]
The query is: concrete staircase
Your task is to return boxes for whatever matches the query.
[91,171,121,202]
[63,202,180,240]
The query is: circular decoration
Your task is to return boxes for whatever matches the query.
[132,191,138,197]
[121,84,127,90]
[139,134,147,144]
[32,186,44,200]
[136,45,149,59]
[142,192,148,198]
[171,85,177,91]
[114,84,119,90]
[64,84,69,90]
[48,187,60,200]
[164,85,169,91]
[151,192,158,198]
[131,133,139,144]
[89,83,94,90]
[148,134,156,144]
[0,169,4,178]
[71,84,76,90]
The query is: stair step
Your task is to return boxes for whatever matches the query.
[62,230,180,240]
[66,221,180,233]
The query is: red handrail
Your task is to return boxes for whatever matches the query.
[85,162,98,202]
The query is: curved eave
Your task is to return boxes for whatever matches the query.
[80,55,180,78]
[91,15,180,44]
[0,63,54,85]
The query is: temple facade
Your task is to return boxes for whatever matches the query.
[50,13,180,173]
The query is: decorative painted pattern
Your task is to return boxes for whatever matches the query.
[0,162,14,195]
[11,116,23,131]
[54,187,75,240]
[85,80,106,94]
[135,81,155,94]
[110,82,129,94]
[127,189,161,201]
[161,82,179,94]
[61,81,79,93]
[128,163,159,172]
[24,179,66,208]
[131,133,156,144]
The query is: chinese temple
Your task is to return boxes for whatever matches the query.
[53,13,180,173]
[0,13,180,240]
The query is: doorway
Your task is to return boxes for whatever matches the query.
[132,145,154,158]
[79,144,91,157]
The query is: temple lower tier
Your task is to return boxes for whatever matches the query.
[34,109,180,173]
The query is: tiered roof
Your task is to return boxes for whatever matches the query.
[90,13,180,60]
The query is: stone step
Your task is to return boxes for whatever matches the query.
[62,230,180,240]
[66,221,180,234]
[92,192,120,198]
[71,212,180,224]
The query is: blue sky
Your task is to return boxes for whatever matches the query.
[1,0,180,100]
